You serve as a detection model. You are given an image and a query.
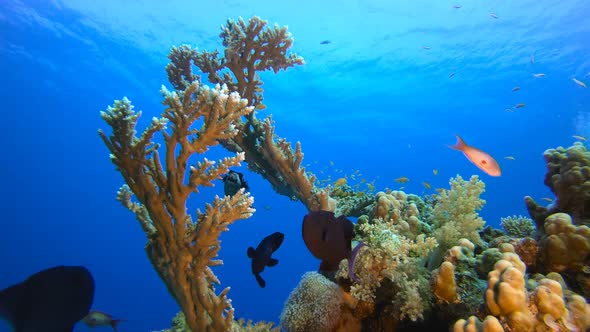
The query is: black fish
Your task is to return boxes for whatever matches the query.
[0,265,95,332]
[222,170,249,196]
[247,232,284,288]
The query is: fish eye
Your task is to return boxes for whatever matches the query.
[480,160,487,165]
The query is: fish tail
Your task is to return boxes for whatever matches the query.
[110,318,126,332]
[448,134,467,151]
[255,274,266,288]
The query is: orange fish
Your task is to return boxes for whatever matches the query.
[448,135,501,176]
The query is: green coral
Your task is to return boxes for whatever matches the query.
[430,175,486,252]
[500,215,535,238]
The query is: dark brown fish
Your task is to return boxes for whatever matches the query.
[0,266,95,332]
[247,232,284,288]
[222,170,249,196]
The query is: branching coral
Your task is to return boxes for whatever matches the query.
[500,215,535,238]
[99,82,255,331]
[165,16,324,210]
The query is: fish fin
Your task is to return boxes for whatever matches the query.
[0,282,24,326]
[111,318,125,332]
[448,134,467,151]
[348,241,367,284]
[247,247,255,258]
[255,274,266,288]
[267,258,279,267]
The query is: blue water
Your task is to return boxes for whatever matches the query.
[1,0,589,331]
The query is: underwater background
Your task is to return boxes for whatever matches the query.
[1,0,589,331]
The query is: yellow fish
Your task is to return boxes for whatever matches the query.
[504,156,516,160]
[432,169,439,175]
[573,78,587,88]
[540,197,553,203]
[573,135,587,141]
[422,181,432,190]
[449,135,501,177]
[334,177,347,187]
[394,177,410,183]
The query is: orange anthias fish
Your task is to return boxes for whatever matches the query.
[448,135,501,176]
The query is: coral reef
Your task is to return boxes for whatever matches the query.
[280,272,359,332]
[500,215,535,238]
[100,16,323,331]
[100,83,256,331]
[100,14,590,332]
[525,142,590,228]
[164,16,327,211]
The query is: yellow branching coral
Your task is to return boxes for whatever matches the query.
[99,81,255,332]
[165,16,322,211]
[431,175,486,252]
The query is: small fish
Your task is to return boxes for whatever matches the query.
[530,50,535,64]
[422,181,432,190]
[489,13,499,19]
[505,108,515,113]
[512,86,520,92]
[573,135,587,141]
[533,73,545,78]
[449,72,456,78]
[247,232,284,288]
[334,177,347,187]
[263,205,272,211]
[422,46,431,50]
[82,310,125,331]
[255,103,267,110]
[573,78,587,88]
[448,135,501,176]
[222,170,249,196]
[320,40,331,45]
[504,156,516,160]
[394,176,410,183]
[452,4,462,8]
[432,169,439,175]
[540,197,554,203]
[515,103,526,108]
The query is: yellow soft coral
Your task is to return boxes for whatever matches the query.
[431,175,486,252]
